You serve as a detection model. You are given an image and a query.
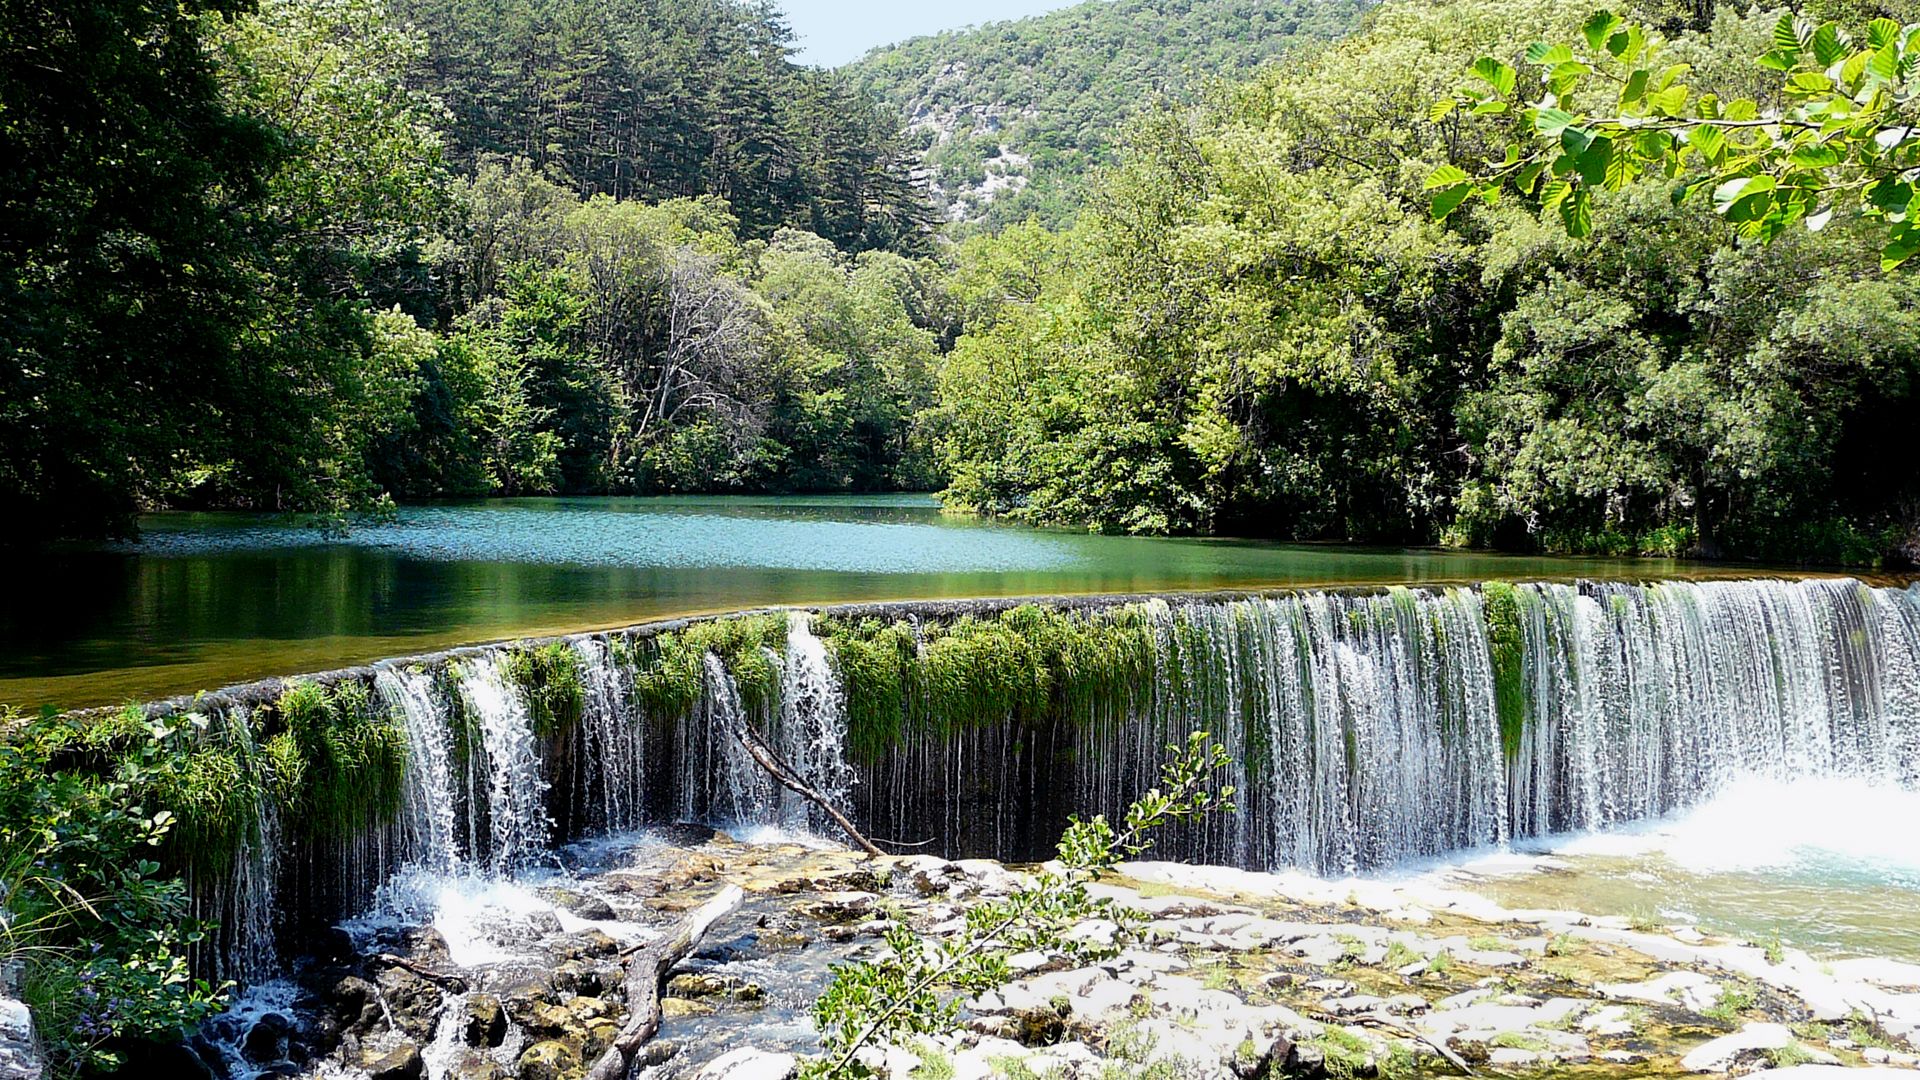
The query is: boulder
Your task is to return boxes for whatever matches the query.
[358,1044,424,1080]
[692,1047,798,1079]
[1680,1022,1795,1073]
[463,994,507,1048]
[518,1039,584,1080]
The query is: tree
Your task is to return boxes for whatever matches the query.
[1428,9,1920,268]
[0,0,273,539]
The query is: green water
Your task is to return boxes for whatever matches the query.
[0,493,1831,709]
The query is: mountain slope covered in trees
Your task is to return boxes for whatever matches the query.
[843,0,1372,227]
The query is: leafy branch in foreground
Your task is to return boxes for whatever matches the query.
[1429,10,1920,267]
[801,731,1236,1079]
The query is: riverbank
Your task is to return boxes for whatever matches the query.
[196,828,1920,1080]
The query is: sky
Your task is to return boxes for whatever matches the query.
[779,0,1080,67]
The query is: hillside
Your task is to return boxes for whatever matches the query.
[843,0,1371,228]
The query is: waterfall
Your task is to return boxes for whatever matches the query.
[175,577,1920,982]
[456,655,551,871]
[377,665,460,874]
[778,612,855,833]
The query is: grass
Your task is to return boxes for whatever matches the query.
[1545,933,1583,957]
[1765,1042,1818,1068]
[1701,980,1759,1024]
[1382,939,1422,969]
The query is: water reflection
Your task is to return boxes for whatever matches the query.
[0,494,1868,709]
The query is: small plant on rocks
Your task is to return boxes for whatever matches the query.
[803,732,1236,1078]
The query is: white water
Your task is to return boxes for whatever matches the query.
[456,655,552,871]
[778,613,855,832]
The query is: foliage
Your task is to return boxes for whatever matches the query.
[815,605,1160,760]
[391,0,934,251]
[846,0,1369,228]
[631,614,789,715]
[1480,582,1529,761]
[931,0,1920,565]
[270,681,409,840]
[802,732,1236,1078]
[0,710,227,1076]
[501,642,587,738]
[1429,9,1920,268]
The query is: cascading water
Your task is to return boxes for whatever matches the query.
[778,612,855,832]
[180,576,1920,986]
[456,655,551,871]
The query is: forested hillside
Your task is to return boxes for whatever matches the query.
[931,0,1920,564]
[844,0,1370,227]
[5,0,1919,565]
[0,0,940,542]
[394,0,933,250]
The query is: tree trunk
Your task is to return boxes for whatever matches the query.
[582,884,746,1080]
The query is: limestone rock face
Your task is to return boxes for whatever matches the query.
[0,997,44,1080]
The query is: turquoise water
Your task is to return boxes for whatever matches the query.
[0,494,1831,709]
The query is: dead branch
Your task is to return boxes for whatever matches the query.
[583,884,746,1080]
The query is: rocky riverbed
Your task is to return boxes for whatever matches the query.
[190,828,1920,1080]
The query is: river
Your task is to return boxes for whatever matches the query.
[0,493,1831,710]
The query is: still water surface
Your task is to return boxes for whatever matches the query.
[0,493,1835,709]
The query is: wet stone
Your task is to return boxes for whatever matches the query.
[667,972,766,1002]
[463,994,506,1048]
[358,1043,424,1080]
[517,1039,584,1080]
[542,887,618,921]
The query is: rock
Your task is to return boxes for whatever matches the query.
[241,1011,294,1064]
[552,959,621,996]
[0,995,41,1080]
[445,1052,509,1080]
[662,998,715,1019]
[1283,1039,1327,1079]
[549,928,622,963]
[1323,995,1385,1016]
[328,975,383,1033]
[692,1047,798,1079]
[1598,971,1724,1012]
[463,994,507,1048]
[1601,1050,1647,1065]
[359,1044,424,1080]
[793,891,879,924]
[1383,995,1429,1017]
[376,966,443,1042]
[1489,1048,1540,1066]
[1006,1005,1068,1046]
[1680,1022,1795,1073]
[543,888,618,921]
[500,979,556,1028]
[518,1039,584,1080]
[667,972,765,1002]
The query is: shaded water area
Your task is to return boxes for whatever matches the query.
[116,575,1920,994]
[0,494,1842,709]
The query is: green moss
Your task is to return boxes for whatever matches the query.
[501,641,586,738]
[1481,581,1527,762]
[271,680,408,840]
[632,614,788,716]
[150,743,264,875]
[813,603,1161,761]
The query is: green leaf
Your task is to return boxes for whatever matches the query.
[1772,12,1806,52]
[1576,136,1614,187]
[1583,11,1623,51]
[1621,68,1650,106]
[1526,42,1573,66]
[1866,17,1901,49]
[1472,57,1517,96]
[1757,49,1798,71]
[1533,108,1577,136]
[1430,98,1458,123]
[1712,174,1773,213]
[1867,176,1913,216]
[1561,125,1595,156]
[1561,187,1594,237]
[1425,164,1470,189]
[1810,23,1847,67]
[1541,178,1573,213]
[1788,143,1842,168]
[1648,85,1689,116]
[1725,99,1759,121]
[1687,124,1726,158]
[1789,71,1834,93]
[1431,182,1474,219]
[1516,160,1547,195]
[1607,25,1644,61]
[1866,41,1899,82]
[1881,223,1920,270]
[1841,50,1870,86]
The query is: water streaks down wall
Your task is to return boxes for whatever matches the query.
[134,580,1920,983]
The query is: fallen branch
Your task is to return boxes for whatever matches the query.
[584,884,746,1080]
[1312,1010,1477,1076]
[372,953,468,993]
[731,720,884,856]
